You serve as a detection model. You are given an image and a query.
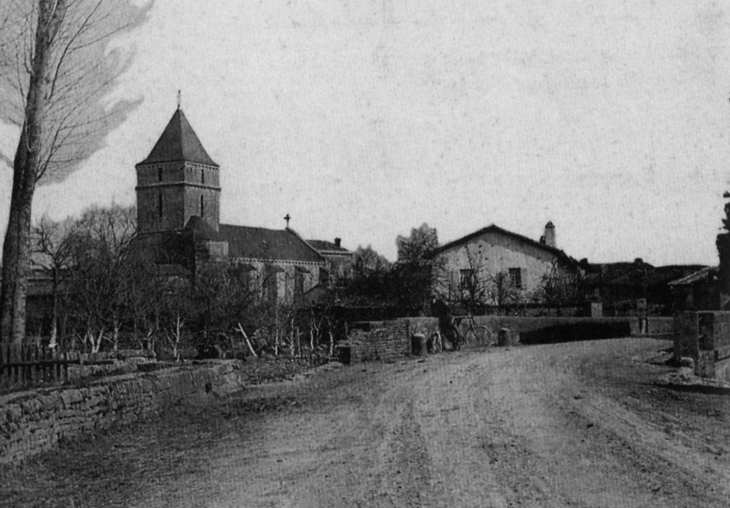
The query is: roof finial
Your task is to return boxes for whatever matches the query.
[177,90,181,110]
[284,213,291,228]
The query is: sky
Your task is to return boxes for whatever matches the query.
[1,0,730,265]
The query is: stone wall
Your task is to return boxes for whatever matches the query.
[0,361,244,466]
[470,316,672,341]
[674,311,730,379]
[646,317,674,336]
[401,317,440,341]
[466,316,645,344]
[342,320,411,363]
[339,315,672,364]
[673,312,700,362]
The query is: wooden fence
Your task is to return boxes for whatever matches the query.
[0,344,79,391]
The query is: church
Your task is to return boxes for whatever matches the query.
[133,105,327,305]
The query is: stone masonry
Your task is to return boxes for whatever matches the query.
[340,315,671,364]
[0,361,244,466]
[674,311,730,379]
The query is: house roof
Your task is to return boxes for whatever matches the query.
[138,108,218,167]
[307,239,351,254]
[668,266,717,286]
[584,261,654,286]
[432,224,576,265]
[584,261,707,287]
[651,265,707,286]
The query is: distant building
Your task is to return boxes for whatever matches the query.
[583,259,707,316]
[432,222,579,309]
[668,266,719,311]
[134,107,326,304]
[306,238,354,287]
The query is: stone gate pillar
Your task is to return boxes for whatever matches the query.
[716,233,730,309]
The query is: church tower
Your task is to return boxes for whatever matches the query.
[135,106,221,234]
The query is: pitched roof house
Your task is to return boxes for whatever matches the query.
[306,238,354,286]
[134,107,325,304]
[668,266,719,311]
[432,222,579,310]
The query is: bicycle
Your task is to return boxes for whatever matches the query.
[454,315,496,349]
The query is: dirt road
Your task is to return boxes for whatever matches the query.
[3,338,730,507]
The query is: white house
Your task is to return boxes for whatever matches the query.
[432,222,578,308]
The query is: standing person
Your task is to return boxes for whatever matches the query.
[432,298,460,350]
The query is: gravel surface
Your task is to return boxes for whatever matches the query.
[1,339,729,507]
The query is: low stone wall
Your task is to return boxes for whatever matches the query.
[401,317,440,342]
[339,315,670,363]
[0,361,244,466]
[342,320,410,363]
[646,317,674,336]
[674,312,730,379]
[470,316,638,344]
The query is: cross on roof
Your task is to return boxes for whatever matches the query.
[284,213,291,228]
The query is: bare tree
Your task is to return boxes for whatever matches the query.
[534,259,582,315]
[0,0,152,343]
[31,214,75,347]
[64,204,138,352]
[485,271,523,314]
[446,244,490,315]
[157,277,195,361]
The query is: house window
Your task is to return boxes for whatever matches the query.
[460,269,475,289]
[319,268,330,287]
[508,268,522,289]
[158,193,163,219]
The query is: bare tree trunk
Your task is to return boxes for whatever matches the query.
[0,179,34,343]
[0,0,67,344]
[237,323,258,358]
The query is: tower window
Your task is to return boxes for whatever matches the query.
[158,193,163,219]
[201,168,205,185]
[157,167,162,182]
[200,195,204,217]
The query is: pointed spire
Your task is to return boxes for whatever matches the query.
[139,108,218,166]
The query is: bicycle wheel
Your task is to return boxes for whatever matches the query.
[474,326,496,347]
[463,328,477,348]
[463,326,492,348]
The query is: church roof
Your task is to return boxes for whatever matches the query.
[184,215,221,240]
[139,108,218,167]
[219,225,325,264]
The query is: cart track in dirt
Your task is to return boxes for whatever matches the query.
[3,338,729,507]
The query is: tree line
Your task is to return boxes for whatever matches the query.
[0,0,154,344]
[345,223,585,318]
[27,204,341,359]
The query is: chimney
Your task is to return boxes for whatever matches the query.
[544,222,556,248]
[334,237,341,248]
